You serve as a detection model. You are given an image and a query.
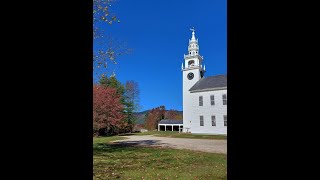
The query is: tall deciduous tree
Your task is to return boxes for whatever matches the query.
[124,80,140,111]
[93,85,124,136]
[123,80,140,131]
[98,76,140,133]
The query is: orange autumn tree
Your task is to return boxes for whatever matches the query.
[145,106,166,130]
[93,85,124,136]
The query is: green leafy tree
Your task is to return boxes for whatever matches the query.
[99,76,125,95]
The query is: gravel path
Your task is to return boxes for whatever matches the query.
[112,135,227,154]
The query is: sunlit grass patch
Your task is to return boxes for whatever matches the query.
[93,136,227,180]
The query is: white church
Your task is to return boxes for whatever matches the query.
[158,29,227,135]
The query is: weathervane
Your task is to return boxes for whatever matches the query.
[190,27,195,33]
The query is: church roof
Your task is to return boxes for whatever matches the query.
[189,74,227,92]
[159,119,183,124]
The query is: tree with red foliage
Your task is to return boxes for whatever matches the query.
[93,85,124,136]
[145,106,166,130]
[99,76,140,133]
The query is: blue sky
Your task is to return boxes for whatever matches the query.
[94,0,227,111]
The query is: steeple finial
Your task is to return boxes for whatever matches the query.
[190,27,196,41]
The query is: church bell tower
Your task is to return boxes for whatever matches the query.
[182,28,205,132]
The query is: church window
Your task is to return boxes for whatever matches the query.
[188,60,195,66]
[210,95,215,105]
[189,52,191,55]
[224,115,227,126]
[199,96,203,106]
[200,116,204,126]
[211,116,216,126]
[222,94,227,105]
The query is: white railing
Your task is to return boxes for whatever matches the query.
[184,54,203,59]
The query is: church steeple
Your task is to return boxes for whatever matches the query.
[188,27,199,56]
[182,28,208,134]
[183,28,204,72]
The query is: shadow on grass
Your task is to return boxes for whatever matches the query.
[93,139,168,155]
[113,140,162,146]
[118,133,139,136]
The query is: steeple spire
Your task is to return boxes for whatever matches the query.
[187,27,199,56]
[182,28,204,73]
[190,27,196,41]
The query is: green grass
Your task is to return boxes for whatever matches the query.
[93,136,227,180]
[93,136,128,144]
[128,131,227,140]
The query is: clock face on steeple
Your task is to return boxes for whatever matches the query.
[187,73,194,80]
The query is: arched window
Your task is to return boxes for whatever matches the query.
[188,60,195,66]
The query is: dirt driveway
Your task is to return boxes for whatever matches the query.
[112,135,227,154]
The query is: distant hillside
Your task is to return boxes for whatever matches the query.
[134,110,150,124]
[134,110,183,125]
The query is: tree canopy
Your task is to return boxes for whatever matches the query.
[145,106,166,130]
[93,85,124,136]
[94,76,140,135]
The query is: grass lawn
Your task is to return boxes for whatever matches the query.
[93,136,227,180]
[126,131,227,140]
